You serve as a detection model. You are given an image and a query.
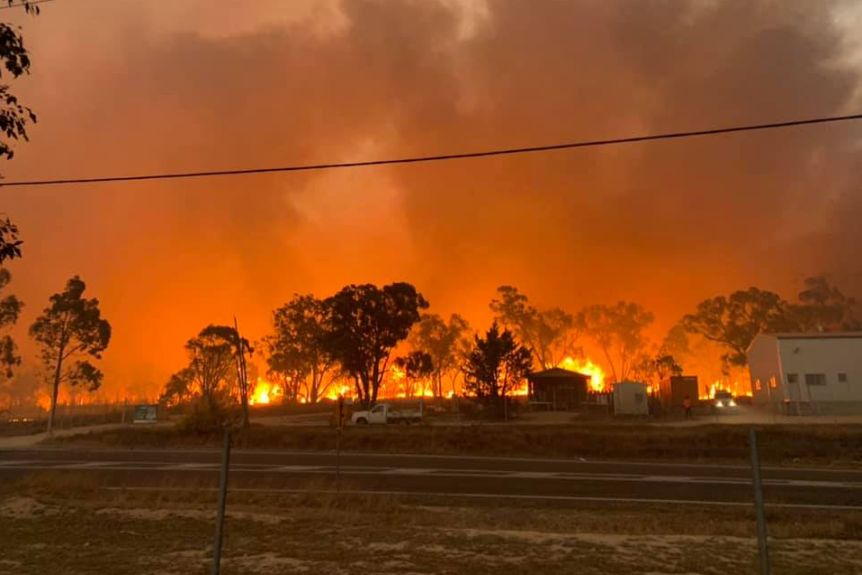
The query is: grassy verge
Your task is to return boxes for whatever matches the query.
[1,473,861,575]
[48,422,862,466]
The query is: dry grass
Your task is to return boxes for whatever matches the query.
[49,422,862,466]
[1,474,861,575]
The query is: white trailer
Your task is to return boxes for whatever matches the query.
[613,381,649,416]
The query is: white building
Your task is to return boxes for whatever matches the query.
[747,332,862,414]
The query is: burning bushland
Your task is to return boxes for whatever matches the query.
[151,275,859,428]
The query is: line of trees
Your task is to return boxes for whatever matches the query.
[0,272,846,429]
[0,270,845,430]
[682,277,860,370]
[156,274,859,425]
[162,282,430,422]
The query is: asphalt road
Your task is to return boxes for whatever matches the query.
[2,448,861,509]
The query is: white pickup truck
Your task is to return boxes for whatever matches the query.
[351,402,423,425]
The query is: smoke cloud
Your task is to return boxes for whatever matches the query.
[1,0,860,397]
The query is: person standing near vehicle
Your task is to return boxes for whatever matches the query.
[683,395,693,419]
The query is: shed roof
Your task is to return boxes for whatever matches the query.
[527,367,591,381]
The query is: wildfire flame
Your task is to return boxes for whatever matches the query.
[703,379,753,400]
[325,382,351,401]
[510,381,529,396]
[388,364,435,398]
[559,356,606,392]
[400,386,434,398]
[249,377,283,405]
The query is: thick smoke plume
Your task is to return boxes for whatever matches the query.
[1,0,860,397]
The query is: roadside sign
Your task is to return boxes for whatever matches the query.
[133,404,158,424]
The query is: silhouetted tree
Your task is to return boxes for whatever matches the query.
[582,302,654,383]
[266,294,334,403]
[159,367,195,406]
[30,276,111,433]
[181,325,247,410]
[393,350,434,398]
[0,268,21,380]
[490,286,581,368]
[0,217,22,263]
[0,2,43,263]
[659,324,691,360]
[0,0,38,164]
[790,275,861,332]
[322,283,428,407]
[0,366,37,410]
[408,313,470,397]
[682,287,794,369]
[463,323,532,415]
[632,353,682,387]
[216,323,253,427]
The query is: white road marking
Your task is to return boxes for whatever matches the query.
[274,465,327,472]
[102,486,862,511]
[55,461,119,469]
[167,463,219,469]
[21,446,862,475]
[508,471,560,479]
[2,461,861,489]
[378,467,436,475]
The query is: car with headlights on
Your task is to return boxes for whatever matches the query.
[712,390,738,413]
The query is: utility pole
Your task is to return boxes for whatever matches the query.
[211,428,232,575]
[233,317,250,429]
[749,428,770,575]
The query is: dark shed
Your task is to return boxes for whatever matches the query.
[526,367,590,410]
[659,375,699,410]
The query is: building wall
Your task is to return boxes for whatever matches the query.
[748,335,783,405]
[776,337,862,403]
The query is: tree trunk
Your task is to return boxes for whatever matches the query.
[369,364,380,407]
[355,375,368,407]
[310,367,319,404]
[47,348,64,435]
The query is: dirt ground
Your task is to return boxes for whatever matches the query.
[1,475,861,575]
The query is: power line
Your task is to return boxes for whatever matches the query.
[1,112,860,188]
[0,0,54,10]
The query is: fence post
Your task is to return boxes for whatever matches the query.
[336,395,345,491]
[211,428,232,575]
[749,427,770,575]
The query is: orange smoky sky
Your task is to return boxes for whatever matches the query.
[0,0,861,399]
